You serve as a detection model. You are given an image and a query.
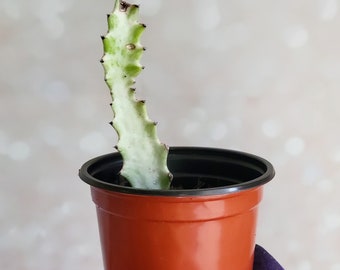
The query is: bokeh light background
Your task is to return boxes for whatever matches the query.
[1,0,340,269]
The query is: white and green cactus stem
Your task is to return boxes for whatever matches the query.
[101,0,172,189]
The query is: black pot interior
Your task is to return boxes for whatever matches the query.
[79,147,275,196]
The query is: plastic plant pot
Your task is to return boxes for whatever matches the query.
[79,147,275,270]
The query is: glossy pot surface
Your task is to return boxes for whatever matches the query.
[79,147,275,270]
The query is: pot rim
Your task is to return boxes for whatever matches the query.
[79,146,275,196]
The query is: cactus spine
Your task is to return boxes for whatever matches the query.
[101,0,172,189]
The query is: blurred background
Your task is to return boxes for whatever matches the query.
[1,0,340,269]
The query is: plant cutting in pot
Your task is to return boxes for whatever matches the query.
[79,1,277,269]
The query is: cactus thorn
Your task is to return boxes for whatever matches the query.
[109,121,113,126]
[100,59,104,63]
[140,23,146,28]
[100,35,105,40]
[168,173,173,181]
[126,43,136,50]
[119,1,130,12]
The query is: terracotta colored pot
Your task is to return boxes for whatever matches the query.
[79,147,275,270]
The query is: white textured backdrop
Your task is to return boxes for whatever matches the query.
[1,0,340,269]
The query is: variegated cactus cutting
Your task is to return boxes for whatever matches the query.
[101,0,172,189]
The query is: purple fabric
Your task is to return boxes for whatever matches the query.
[253,245,284,270]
